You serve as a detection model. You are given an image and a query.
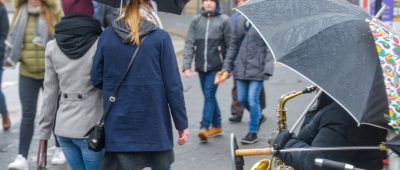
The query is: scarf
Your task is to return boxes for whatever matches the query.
[4,4,49,68]
[55,15,102,59]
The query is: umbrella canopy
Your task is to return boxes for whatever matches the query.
[94,0,190,14]
[236,0,389,129]
[384,135,400,156]
[370,19,400,131]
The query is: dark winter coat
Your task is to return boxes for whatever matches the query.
[223,15,274,80]
[91,20,188,152]
[182,7,231,72]
[279,102,387,170]
[0,5,8,65]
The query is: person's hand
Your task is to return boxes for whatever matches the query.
[214,70,230,84]
[184,70,191,78]
[272,130,293,154]
[177,129,189,145]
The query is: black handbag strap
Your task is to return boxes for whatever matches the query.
[98,37,147,124]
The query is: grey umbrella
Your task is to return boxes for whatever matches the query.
[236,0,389,129]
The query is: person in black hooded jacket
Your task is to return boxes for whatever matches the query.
[37,0,105,169]
[0,0,10,131]
[273,93,387,170]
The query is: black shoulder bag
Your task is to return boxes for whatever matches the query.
[86,37,147,152]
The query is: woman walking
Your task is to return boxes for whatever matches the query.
[37,0,104,169]
[91,0,189,169]
[5,0,63,169]
[0,0,10,131]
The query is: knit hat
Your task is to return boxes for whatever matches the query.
[203,0,219,5]
[62,0,94,16]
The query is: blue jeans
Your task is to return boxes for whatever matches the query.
[236,80,264,133]
[0,69,7,114]
[57,136,104,170]
[198,71,221,129]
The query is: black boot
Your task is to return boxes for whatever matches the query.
[241,133,258,144]
[229,114,242,123]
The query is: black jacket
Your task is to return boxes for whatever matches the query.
[0,5,9,63]
[280,102,387,170]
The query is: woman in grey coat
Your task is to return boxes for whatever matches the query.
[220,15,274,144]
[37,0,104,169]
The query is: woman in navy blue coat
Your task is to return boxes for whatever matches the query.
[91,0,189,169]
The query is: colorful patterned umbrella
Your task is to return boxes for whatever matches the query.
[370,19,400,131]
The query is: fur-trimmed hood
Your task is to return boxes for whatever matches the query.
[13,0,61,12]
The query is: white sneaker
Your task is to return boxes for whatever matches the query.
[8,155,28,170]
[51,147,67,165]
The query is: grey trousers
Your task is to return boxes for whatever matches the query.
[18,75,43,158]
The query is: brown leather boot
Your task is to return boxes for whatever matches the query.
[2,113,11,130]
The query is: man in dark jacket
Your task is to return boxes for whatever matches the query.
[182,0,231,142]
[228,0,266,123]
[273,95,387,170]
[219,13,274,144]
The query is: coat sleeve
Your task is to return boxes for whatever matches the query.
[161,33,188,131]
[278,105,359,170]
[0,7,9,57]
[91,35,105,89]
[182,17,198,71]
[223,16,246,72]
[38,42,60,140]
[222,17,231,58]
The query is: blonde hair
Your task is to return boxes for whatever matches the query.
[13,0,57,37]
[124,0,151,45]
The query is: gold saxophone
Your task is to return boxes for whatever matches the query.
[272,86,318,169]
[234,86,318,170]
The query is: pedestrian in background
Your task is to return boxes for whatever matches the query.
[91,0,189,169]
[37,0,104,169]
[5,0,64,169]
[182,0,230,142]
[92,0,119,28]
[228,0,266,124]
[0,0,10,131]
[220,14,274,144]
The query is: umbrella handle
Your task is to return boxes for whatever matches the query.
[235,148,274,156]
[374,4,386,19]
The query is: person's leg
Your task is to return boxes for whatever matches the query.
[236,80,250,110]
[259,86,266,111]
[230,79,245,122]
[248,80,264,134]
[74,138,104,170]
[57,136,86,170]
[0,69,10,130]
[18,75,43,158]
[211,99,221,128]
[152,166,171,170]
[199,71,219,129]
